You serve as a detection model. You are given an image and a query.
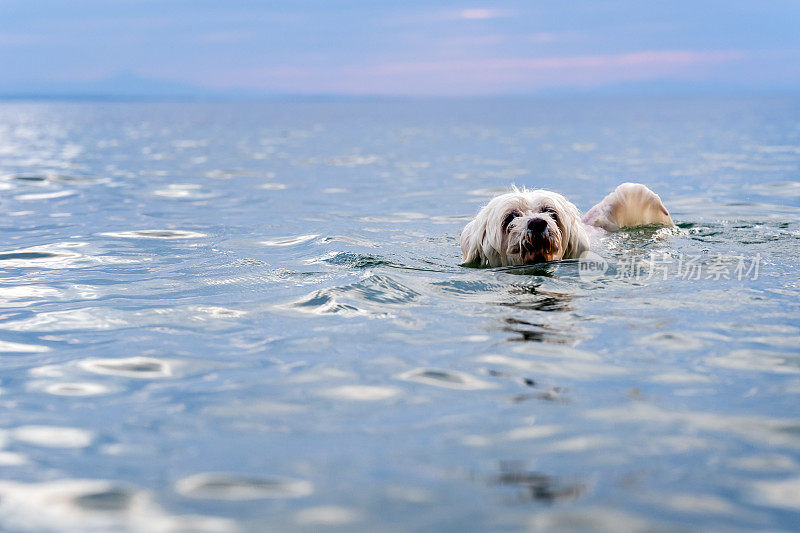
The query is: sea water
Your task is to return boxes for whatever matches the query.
[0,97,798,531]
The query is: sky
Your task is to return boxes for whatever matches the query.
[2,0,800,97]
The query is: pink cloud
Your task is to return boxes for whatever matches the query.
[457,8,511,20]
[377,50,745,74]
[392,7,514,24]
[195,49,747,96]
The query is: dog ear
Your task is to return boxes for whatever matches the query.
[460,217,486,265]
[549,193,589,259]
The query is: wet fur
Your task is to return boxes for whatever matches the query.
[461,183,673,267]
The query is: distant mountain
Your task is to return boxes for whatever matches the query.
[1,72,796,101]
[545,78,800,97]
[0,72,261,100]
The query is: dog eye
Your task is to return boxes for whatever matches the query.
[542,207,559,222]
[502,211,520,230]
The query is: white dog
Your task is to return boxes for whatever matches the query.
[461,183,674,266]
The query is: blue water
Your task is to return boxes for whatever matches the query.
[0,97,799,532]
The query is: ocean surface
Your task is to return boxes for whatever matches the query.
[0,97,798,532]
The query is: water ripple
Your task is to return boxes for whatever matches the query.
[0,243,85,269]
[397,368,496,390]
[588,403,800,448]
[318,385,402,401]
[15,190,76,201]
[705,349,800,374]
[750,477,800,510]
[79,357,174,379]
[261,234,318,246]
[285,274,420,317]
[176,473,313,500]
[153,183,216,199]
[37,382,113,396]
[0,340,49,353]
[310,251,402,269]
[0,479,233,532]
[0,305,245,332]
[12,425,94,448]
[99,229,207,239]
[476,344,627,380]
[294,506,361,526]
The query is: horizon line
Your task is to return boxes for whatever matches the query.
[2,87,800,103]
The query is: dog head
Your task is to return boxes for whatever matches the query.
[461,188,589,267]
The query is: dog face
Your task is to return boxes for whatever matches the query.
[461,188,589,267]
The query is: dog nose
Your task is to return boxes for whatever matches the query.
[527,218,547,233]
